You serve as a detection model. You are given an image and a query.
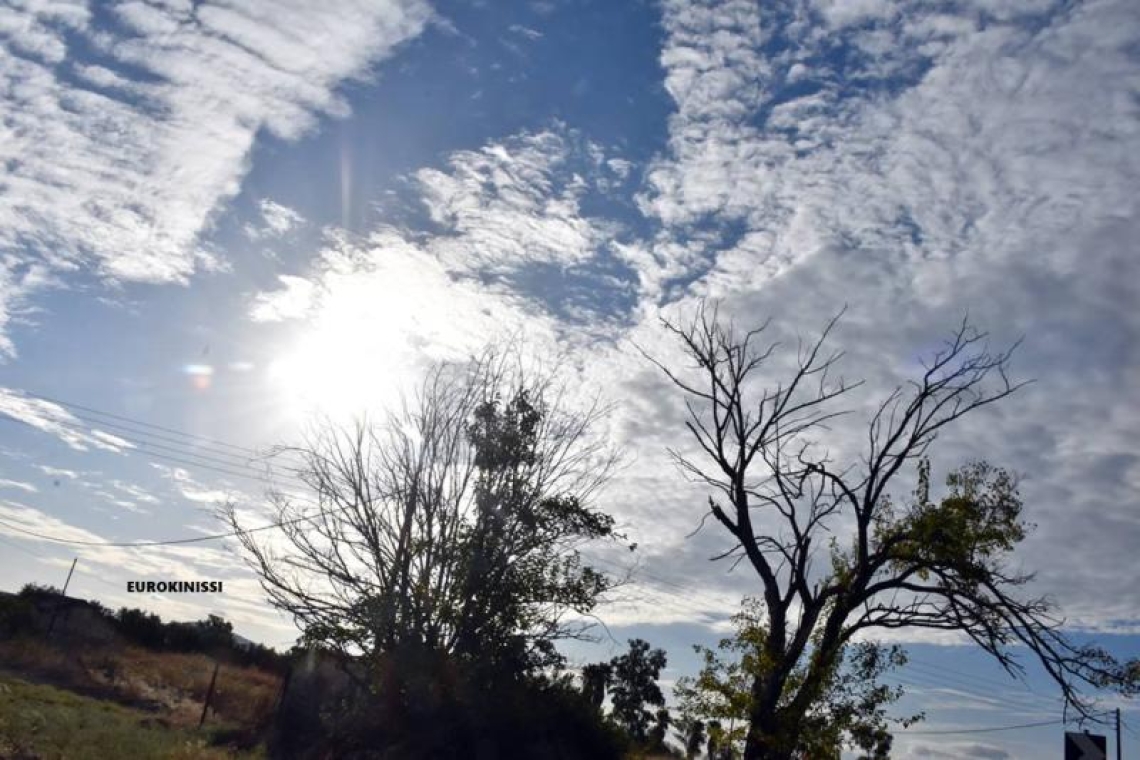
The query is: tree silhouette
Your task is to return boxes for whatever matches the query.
[646,303,1138,760]
[224,349,623,679]
[675,597,920,759]
[581,661,613,711]
[678,716,705,759]
[608,638,668,743]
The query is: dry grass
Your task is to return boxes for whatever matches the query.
[0,636,282,732]
[110,646,281,728]
[0,674,264,759]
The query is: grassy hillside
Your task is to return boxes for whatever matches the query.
[0,636,282,733]
[0,675,264,759]
[0,587,286,756]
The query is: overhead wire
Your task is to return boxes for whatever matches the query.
[1,388,312,482]
[18,391,288,460]
[1,391,1127,736]
[898,660,1062,713]
[899,718,1062,735]
[0,415,308,489]
[0,517,1106,739]
[885,671,1059,720]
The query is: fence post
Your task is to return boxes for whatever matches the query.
[273,664,293,716]
[199,660,220,728]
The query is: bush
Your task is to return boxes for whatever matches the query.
[270,647,626,760]
[116,607,165,648]
[0,594,35,638]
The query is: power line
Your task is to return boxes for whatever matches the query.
[50,414,305,479]
[0,421,303,495]
[51,409,295,470]
[1,388,312,482]
[0,499,328,547]
[904,656,1053,696]
[0,413,308,489]
[900,718,1061,735]
[886,672,1058,721]
[19,391,279,460]
[107,437,302,488]
[3,388,748,616]
[899,660,1062,713]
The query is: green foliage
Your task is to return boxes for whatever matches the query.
[647,707,672,750]
[882,459,1028,585]
[676,716,705,759]
[581,661,612,710]
[0,674,264,759]
[115,607,165,648]
[110,607,285,670]
[450,386,618,675]
[674,599,920,760]
[17,582,61,598]
[608,638,669,743]
[273,646,626,759]
[0,594,34,638]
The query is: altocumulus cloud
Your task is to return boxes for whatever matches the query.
[0,0,432,353]
[258,0,1140,639]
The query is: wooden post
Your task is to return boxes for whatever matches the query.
[199,661,220,728]
[273,664,293,715]
[45,558,77,637]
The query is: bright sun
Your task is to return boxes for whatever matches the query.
[265,279,424,423]
[261,241,529,427]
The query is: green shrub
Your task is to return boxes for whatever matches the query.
[0,594,34,638]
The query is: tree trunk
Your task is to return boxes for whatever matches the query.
[743,673,795,760]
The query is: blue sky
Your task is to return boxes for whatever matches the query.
[2,0,1139,756]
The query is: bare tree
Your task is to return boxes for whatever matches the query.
[645,302,1136,760]
[223,350,622,678]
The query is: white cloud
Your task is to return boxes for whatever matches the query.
[0,0,432,351]
[0,478,38,493]
[245,199,307,240]
[250,126,635,420]
[0,387,134,452]
[623,0,1140,641]
[149,463,246,506]
[249,275,316,322]
[261,225,565,422]
[108,479,159,505]
[415,128,616,275]
[36,465,80,480]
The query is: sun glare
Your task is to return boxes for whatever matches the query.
[262,264,472,425]
[267,335,412,427]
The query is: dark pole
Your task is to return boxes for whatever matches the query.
[199,661,221,728]
[273,664,293,715]
[45,558,77,637]
[1117,707,1122,760]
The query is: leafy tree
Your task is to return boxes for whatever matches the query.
[581,661,613,711]
[115,607,164,648]
[646,304,1138,760]
[648,706,672,750]
[675,598,920,759]
[706,720,734,760]
[224,349,623,681]
[676,716,705,759]
[609,638,668,742]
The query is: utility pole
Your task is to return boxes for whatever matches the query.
[45,557,77,637]
[1117,707,1122,760]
